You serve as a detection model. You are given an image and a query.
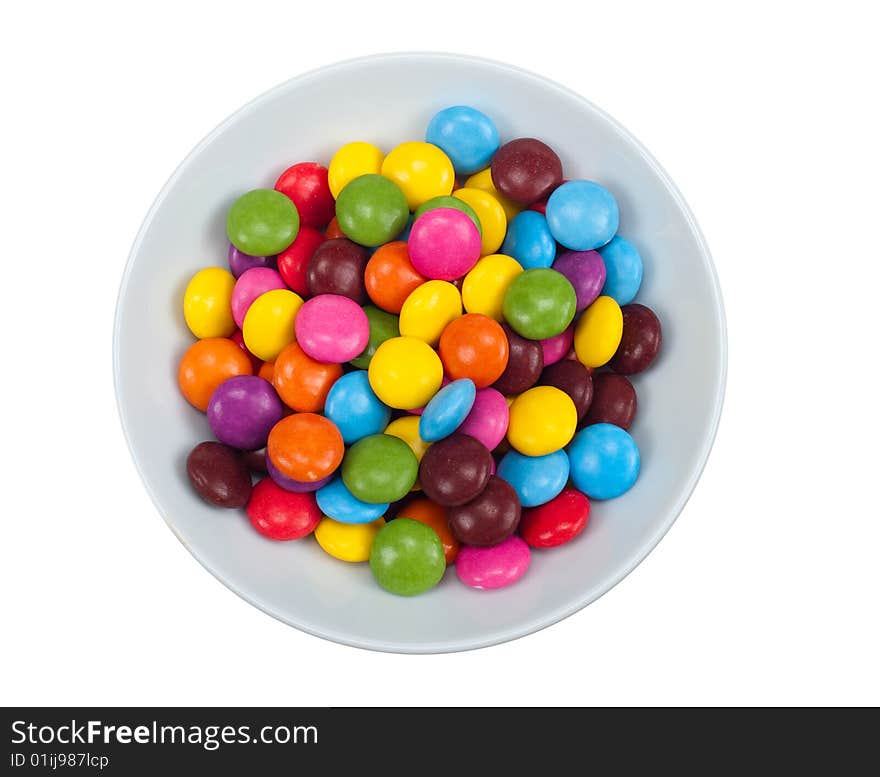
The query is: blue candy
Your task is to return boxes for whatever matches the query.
[324,371,391,445]
[599,235,643,305]
[419,378,476,442]
[426,106,499,175]
[316,476,388,524]
[501,211,557,269]
[567,423,640,499]
[546,180,619,251]
[496,449,570,508]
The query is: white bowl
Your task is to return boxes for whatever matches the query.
[114,53,726,653]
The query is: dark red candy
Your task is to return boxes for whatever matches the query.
[448,476,521,547]
[609,303,662,375]
[419,433,493,507]
[274,162,335,229]
[540,360,593,421]
[186,441,252,508]
[276,226,326,296]
[490,138,563,205]
[519,488,590,548]
[583,372,637,429]
[492,323,543,395]
[306,238,369,302]
[241,447,268,474]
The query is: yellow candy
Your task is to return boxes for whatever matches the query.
[183,267,236,339]
[368,336,444,410]
[398,280,462,346]
[507,386,577,456]
[315,517,385,562]
[328,142,384,199]
[381,141,454,209]
[384,416,431,491]
[461,254,523,321]
[241,288,304,361]
[453,187,507,256]
[464,168,523,222]
[574,295,624,368]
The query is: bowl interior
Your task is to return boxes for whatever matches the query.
[115,53,725,653]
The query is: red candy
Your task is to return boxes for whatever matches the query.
[519,488,590,548]
[274,162,335,228]
[277,226,326,296]
[246,478,322,540]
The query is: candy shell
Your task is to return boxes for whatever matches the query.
[294,294,370,363]
[456,535,530,590]
[457,388,509,451]
[496,448,570,508]
[316,476,388,524]
[567,423,640,499]
[419,378,476,442]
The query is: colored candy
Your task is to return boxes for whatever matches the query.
[323,370,391,444]
[599,235,643,305]
[267,456,332,493]
[228,243,274,278]
[501,210,556,269]
[349,305,400,369]
[315,516,385,562]
[241,288,304,361]
[178,337,253,411]
[546,180,619,251]
[184,267,237,339]
[364,242,427,314]
[380,141,454,209]
[463,167,522,222]
[396,498,459,564]
[408,208,482,281]
[447,475,521,546]
[369,518,446,596]
[552,250,607,312]
[327,141,384,199]
[186,441,252,508]
[306,238,369,302]
[267,413,344,482]
[567,423,640,499]
[246,478,321,541]
[461,253,523,321]
[457,387,509,451]
[207,375,285,451]
[456,536,530,590]
[294,294,370,363]
[438,313,509,388]
[276,227,326,296]
[316,476,388,524]
[609,303,662,375]
[335,174,409,247]
[425,106,499,175]
[272,342,342,413]
[491,138,562,205]
[227,188,300,256]
[419,378,476,442]
[502,268,576,340]
[274,162,335,229]
[368,336,444,409]
[573,295,623,368]
[540,325,574,366]
[419,433,493,506]
[230,267,286,329]
[398,280,462,346]
[497,448,570,508]
[342,433,419,504]
[492,323,544,395]
[453,187,507,256]
[507,386,577,456]
[540,360,593,421]
[584,373,637,429]
[413,196,482,235]
[519,488,591,548]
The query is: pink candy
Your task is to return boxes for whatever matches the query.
[231,267,286,328]
[294,294,369,363]
[540,324,574,366]
[408,208,481,281]
[457,387,509,450]
[456,536,531,590]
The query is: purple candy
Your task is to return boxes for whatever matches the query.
[266,456,333,492]
[552,250,606,311]
[207,376,285,451]
[228,243,276,278]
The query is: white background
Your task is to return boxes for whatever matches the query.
[2,1,878,706]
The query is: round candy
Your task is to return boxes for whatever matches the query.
[272,342,342,413]
[398,280,462,346]
[380,141,454,209]
[584,373,637,429]
[552,250,607,311]
[231,267,286,329]
[456,535,530,590]
[413,196,481,235]
[306,238,369,302]
[295,294,370,363]
[496,448,570,508]
[207,375,285,451]
[267,413,344,482]
[541,360,593,421]
[425,106,499,175]
[178,337,253,412]
[501,210,556,269]
[369,518,446,596]
[396,498,458,564]
[186,441,252,508]
[316,476,388,524]
[507,385,577,455]
[227,188,300,256]
[408,208,482,280]
[447,475,521,546]
[419,378,476,442]
[464,167,522,222]
[461,253,523,321]
[491,138,563,205]
[364,242,427,314]
[568,423,640,499]
[546,180,619,251]
[241,288,304,362]
[368,336,444,409]
[599,235,643,305]
[228,243,274,278]
[457,387,509,451]
[276,226,326,296]
[246,478,321,541]
[327,141,384,199]
[257,360,274,383]
[183,267,236,339]
[335,174,409,247]
[492,323,543,395]
[453,187,507,256]
[502,268,576,340]
[324,370,391,445]
[573,295,623,368]
[274,161,334,229]
[349,306,400,369]
[384,416,431,462]
[438,313,509,388]
[315,516,385,562]
[540,325,574,366]
[519,488,591,548]
[342,434,419,504]
[267,456,332,493]
[609,303,662,375]
[419,433,493,506]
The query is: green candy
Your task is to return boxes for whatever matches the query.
[350,306,400,369]
[502,268,577,340]
[226,189,299,256]
[335,174,409,247]
[342,433,418,504]
[369,519,446,596]
[413,196,482,235]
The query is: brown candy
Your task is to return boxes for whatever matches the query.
[306,238,369,302]
[609,303,661,375]
[583,373,637,429]
[492,324,544,394]
[540,360,593,421]
[419,433,493,507]
[490,138,563,205]
[186,441,253,508]
[448,476,521,547]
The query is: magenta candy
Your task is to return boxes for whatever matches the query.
[228,243,275,278]
[267,455,333,493]
[231,267,287,328]
[540,324,574,366]
[457,387,509,450]
[207,375,285,451]
[552,250,606,311]
[456,535,531,590]
[408,208,481,281]
[294,294,370,363]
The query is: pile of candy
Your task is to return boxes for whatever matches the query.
[178,105,661,596]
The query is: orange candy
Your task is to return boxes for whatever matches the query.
[267,413,344,482]
[397,497,459,564]
[272,342,342,412]
[325,216,345,239]
[364,241,427,314]
[438,313,510,388]
[178,337,253,411]
[258,360,275,383]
